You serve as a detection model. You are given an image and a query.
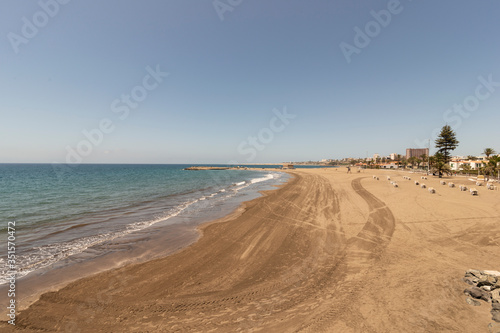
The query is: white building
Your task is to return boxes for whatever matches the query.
[380,162,399,169]
[449,159,487,171]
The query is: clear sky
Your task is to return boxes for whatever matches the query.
[1,0,499,164]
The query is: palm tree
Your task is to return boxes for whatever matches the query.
[428,155,436,169]
[407,157,417,169]
[416,158,422,169]
[420,154,428,173]
[487,155,499,165]
[486,155,500,180]
[407,157,413,169]
[432,160,451,178]
[483,148,496,159]
[401,156,408,169]
[432,152,451,178]
[460,163,471,176]
[467,155,477,161]
[482,165,496,181]
[396,154,402,169]
[489,155,500,166]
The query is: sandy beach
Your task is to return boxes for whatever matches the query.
[3,168,500,332]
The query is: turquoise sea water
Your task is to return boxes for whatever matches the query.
[0,164,290,285]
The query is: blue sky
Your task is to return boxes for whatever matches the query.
[1,0,499,164]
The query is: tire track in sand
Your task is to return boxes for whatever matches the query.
[297,177,396,332]
[345,177,396,275]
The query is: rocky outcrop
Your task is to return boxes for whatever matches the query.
[463,269,500,329]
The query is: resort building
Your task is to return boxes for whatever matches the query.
[406,148,429,159]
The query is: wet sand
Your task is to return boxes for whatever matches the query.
[0,222,201,314]
[2,168,500,332]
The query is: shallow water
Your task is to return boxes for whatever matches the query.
[0,163,289,285]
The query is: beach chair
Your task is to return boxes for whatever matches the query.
[415,181,419,185]
[459,185,467,191]
[421,184,426,188]
[421,176,427,180]
[470,188,478,196]
[448,182,455,188]
[393,182,398,188]
[476,181,483,186]
[440,181,446,185]
[428,187,435,194]
[387,176,391,180]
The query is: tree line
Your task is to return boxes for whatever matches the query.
[355,125,499,180]
[432,125,498,179]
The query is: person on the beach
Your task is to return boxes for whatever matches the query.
[347,166,351,173]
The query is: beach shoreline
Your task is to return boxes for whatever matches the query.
[0,168,291,315]
[3,168,500,332]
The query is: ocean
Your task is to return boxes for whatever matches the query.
[0,164,290,286]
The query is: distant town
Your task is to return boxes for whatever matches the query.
[290,147,499,176]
